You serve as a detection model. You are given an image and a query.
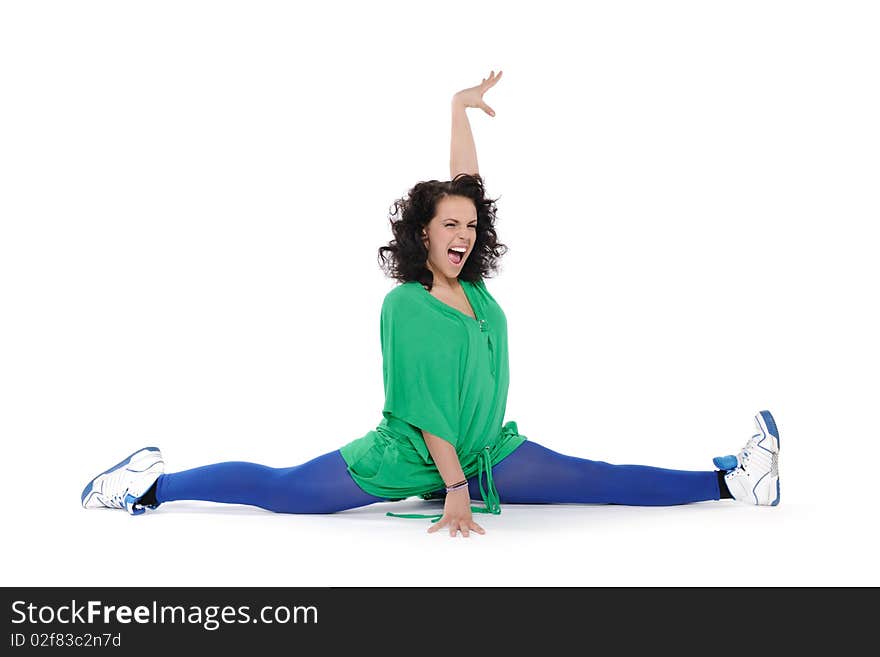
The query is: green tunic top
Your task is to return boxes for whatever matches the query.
[339,277,527,516]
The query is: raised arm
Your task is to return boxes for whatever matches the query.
[450,69,503,179]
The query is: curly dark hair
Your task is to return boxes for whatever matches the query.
[377,173,509,290]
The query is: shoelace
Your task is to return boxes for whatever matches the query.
[96,471,132,509]
[99,491,125,508]
[736,433,761,471]
[111,488,128,508]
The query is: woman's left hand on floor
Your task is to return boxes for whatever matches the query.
[427,489,486,538]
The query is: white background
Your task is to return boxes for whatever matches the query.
[1,1,877,586]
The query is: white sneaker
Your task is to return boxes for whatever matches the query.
[713,410,780,506]
[81,447,164,515]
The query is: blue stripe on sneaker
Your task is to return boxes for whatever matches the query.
[81,482,94,505]
[761,411,780,506]
[124,493,145,515]
[754,414,771,453]
[759,410,780,452]
[759,410,779,443]
[80,447,160,504]
[752,471,769,504]
[756,411,780,455]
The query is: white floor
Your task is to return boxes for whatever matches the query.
[6,453,876,587]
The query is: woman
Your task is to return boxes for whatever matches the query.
[81,70,781,538]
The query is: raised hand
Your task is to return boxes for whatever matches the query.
[453,69,503,117]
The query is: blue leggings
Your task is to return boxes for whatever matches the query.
[154,440,721,512]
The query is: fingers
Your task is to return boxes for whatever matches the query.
[426,516,486,537]
[479,70,501,117]
[482,70,503,88]
[449,520,468,537]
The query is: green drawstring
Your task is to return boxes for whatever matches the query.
[474,447,501,515]
[386,446,502,522]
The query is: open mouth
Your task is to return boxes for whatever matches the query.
[447,247,466,266]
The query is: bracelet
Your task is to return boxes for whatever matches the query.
[445,478,468,493]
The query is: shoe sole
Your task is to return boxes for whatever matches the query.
[80,446,161,507]
[756,410,780,506]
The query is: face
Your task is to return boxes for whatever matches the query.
[421,195,477,283]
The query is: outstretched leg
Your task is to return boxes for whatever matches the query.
[474,440,722,506]
[148,449,387,513]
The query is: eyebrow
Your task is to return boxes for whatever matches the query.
[443,218,478,223]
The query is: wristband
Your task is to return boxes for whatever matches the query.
[445,478,468,493]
